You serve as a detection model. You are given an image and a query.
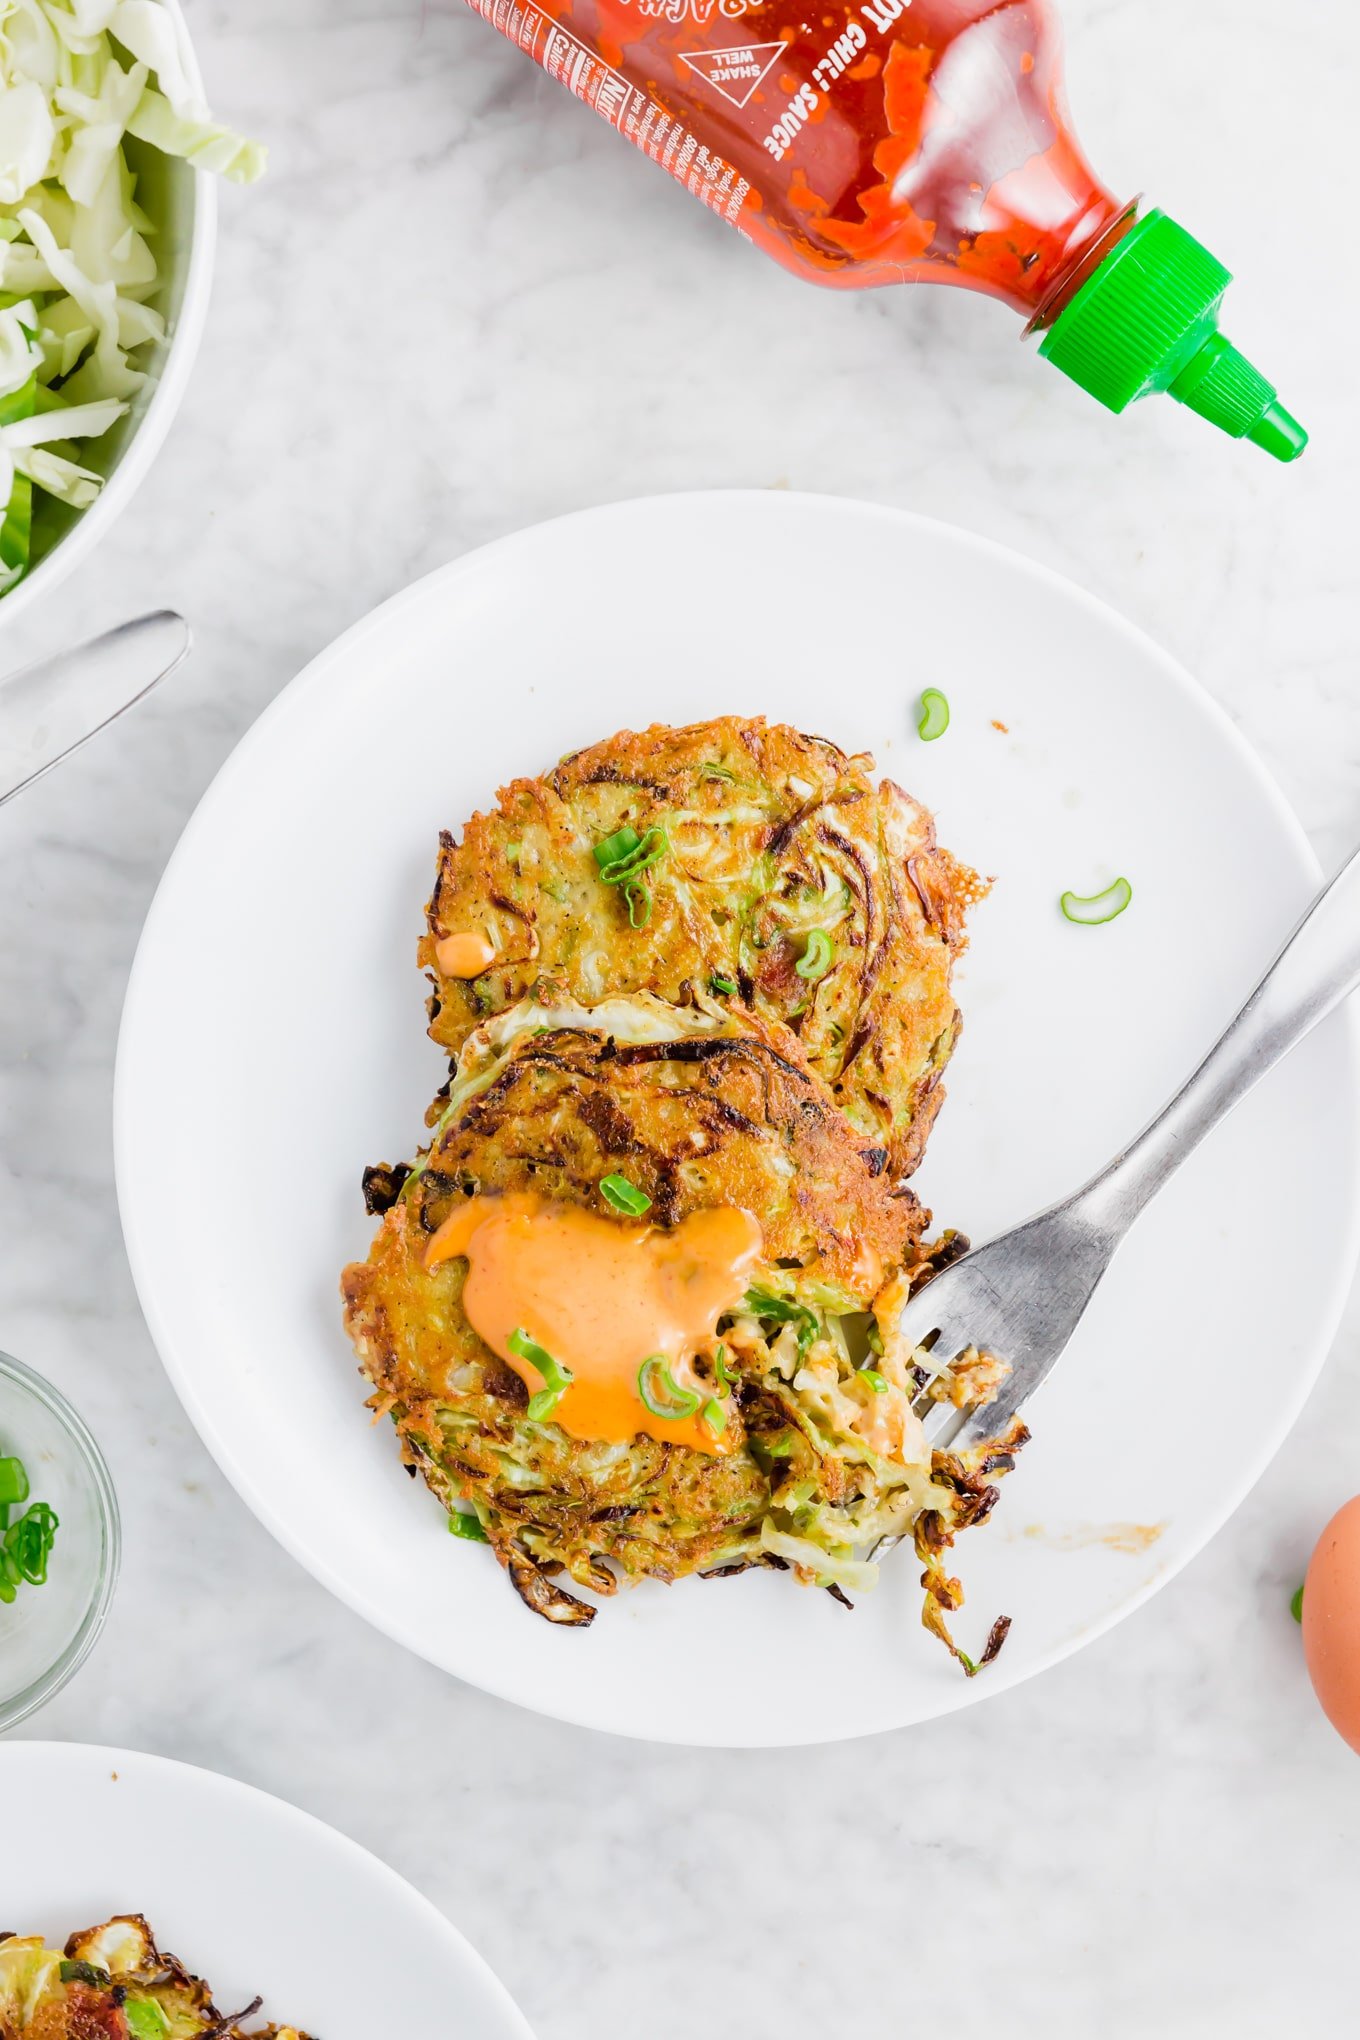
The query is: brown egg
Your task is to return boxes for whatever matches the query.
[1302,1495,1360,1754]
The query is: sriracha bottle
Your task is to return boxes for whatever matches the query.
[464,0,1305,458]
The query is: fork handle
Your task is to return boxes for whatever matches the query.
[1074,839,1360,1236]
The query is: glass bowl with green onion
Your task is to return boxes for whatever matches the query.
[0,1351,119,1731]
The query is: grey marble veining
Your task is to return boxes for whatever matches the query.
[3,0,1359,2032]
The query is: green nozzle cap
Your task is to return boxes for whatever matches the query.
[1038,210,1306,461]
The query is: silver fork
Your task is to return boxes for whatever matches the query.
[898,836,1360,1466]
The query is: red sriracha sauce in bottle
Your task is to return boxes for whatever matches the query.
[463,0,1305,458]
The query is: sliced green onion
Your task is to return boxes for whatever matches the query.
[593,824,668,933]
[701,1397,727,1436]
[600,1172,652,1217]
[4,1501,58,1585]
[593,824,668,882]
[713,1344,735,1393]
[710,973,737,997]
[701,763,737,782]
[865,1322,884,1359]
[1291,1583,1305,1623]
[1060,876,1132,926]
[624,883,652,929]
[448,1509,490,1543]
[795,928,834,981]
[637,1357,700,1420]
[0,1456,28,1508]
[507,1327,574,1423]
[860,1368,889,1394]
[758,1432,794,1459]
[917,688,950,741]
[593,824,641,868]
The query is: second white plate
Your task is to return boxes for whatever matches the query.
[115,492,1360,1746]
[4,1743,533,2038]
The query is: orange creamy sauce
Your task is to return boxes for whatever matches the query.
[435,930,497,977]
[423,1193,763,1454]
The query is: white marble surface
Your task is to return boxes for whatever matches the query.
[3,0,1360,2030]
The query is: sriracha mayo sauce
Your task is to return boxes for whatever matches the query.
[463,0,1307,456]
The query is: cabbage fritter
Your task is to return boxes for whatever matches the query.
[420,718,981,1180]
[342,1000,1015,1639]
[0,1914,309,2038]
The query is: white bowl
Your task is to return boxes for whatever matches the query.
[0,0,218,630]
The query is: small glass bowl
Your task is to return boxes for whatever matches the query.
[0,1351,120,1731]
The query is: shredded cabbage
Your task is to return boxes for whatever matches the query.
[0,0,263,590]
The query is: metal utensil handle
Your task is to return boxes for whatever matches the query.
[0,610,190,808]
[1076,841,1360,1235]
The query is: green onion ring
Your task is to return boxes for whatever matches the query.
[701,1397,727,1435]
[448,1509,490,1542]
[3,1501,58,1585]
[593,824,669,933]
[599,1172,652,1217]
[860,1368,889,1395]
[1060,876,1132,926]
[624,880,653,929]
[0,1456,28,1509]
[592,824,641,868]
[508,1327,574,1423]
[917,688,950,741]
[594,824,668,884]
[637,1356,700,1420]
[795,928,834,981]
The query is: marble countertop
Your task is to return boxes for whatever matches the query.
[3,0,1359,2030]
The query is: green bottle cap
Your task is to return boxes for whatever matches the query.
[1038,209,1306,461]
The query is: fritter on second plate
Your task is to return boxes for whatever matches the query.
[0,1913,310,2038]
[419,717,983,1180]
[342,995,1018,1653]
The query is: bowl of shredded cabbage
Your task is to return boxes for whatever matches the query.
[0,0,263,622]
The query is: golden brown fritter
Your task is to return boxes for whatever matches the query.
[0,1915,311,2038]
[420,717,980,1180]
[415,1008,925,1285]
[341,1006,938,1619]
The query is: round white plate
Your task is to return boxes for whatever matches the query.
[115,492,1360,1747]
[3,1743,533,2038]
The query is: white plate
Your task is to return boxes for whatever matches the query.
[115,492,1360,1747]
[3,1743,533,2038]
